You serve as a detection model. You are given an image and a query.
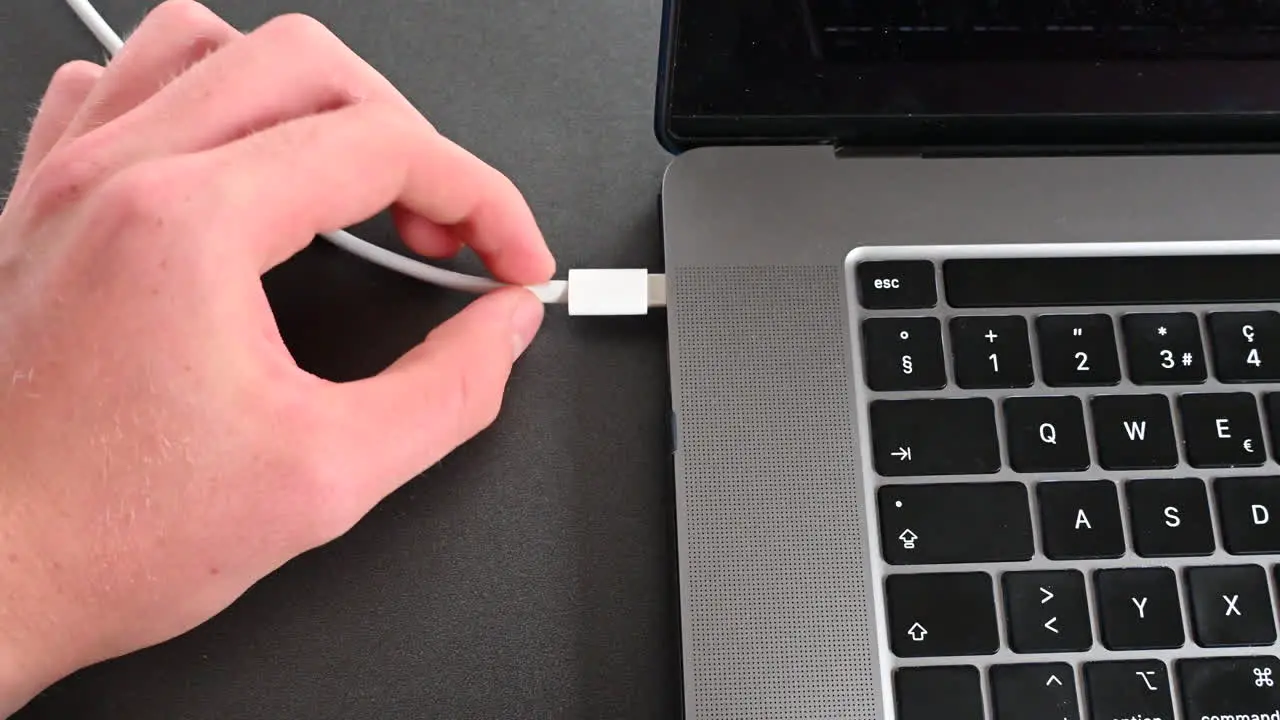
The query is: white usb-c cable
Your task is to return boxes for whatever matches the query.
[63,0,665,315]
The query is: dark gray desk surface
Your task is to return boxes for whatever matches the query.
[0,1,678,717]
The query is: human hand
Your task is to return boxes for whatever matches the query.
[0,1,554,713]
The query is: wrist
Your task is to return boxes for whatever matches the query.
[0,520,74,716]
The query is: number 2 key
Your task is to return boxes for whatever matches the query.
[1037,314,1121,387]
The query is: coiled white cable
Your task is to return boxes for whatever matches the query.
[62,0,665,313]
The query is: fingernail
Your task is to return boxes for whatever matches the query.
[510,295,543,360]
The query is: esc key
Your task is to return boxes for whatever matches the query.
[857,260,937,310]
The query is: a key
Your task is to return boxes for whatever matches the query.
[1037,314,1121,387]
[894,666,983,720]
[1084,660,1175,720]
[886,572,999,657]
[1094,568,1185,650]
[1179,393,1266,468]
[1209,311,1280,382]
[877,483,1033,565]
[950,316,1034,389]
[1125,477,1215,558]
[1215,476,1280,554]
[869,398,1000,477]
[1037,481,1125,560]
[1186,565,1277,647]
[861,317,947,391]
[856,260,937,310]
[1122,312,1208,384]
[1001,570,1092,653]
[1178,657,1280,720]
[990,663,1080,720]
[1091,394,1179,470]
[1003,396,1090,473]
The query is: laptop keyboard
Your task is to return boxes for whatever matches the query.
[850,249,1280,720]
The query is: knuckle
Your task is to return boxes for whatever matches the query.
[268,391,361,546]
[262,13,338,49]
[91,162,191,231]
[48,60,101,91]
[437,353,504,437]
[23,144,106,211]
[146,0,219,29]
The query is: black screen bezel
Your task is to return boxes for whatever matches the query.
[655,0,1280,153]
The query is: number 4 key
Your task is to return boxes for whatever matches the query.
[1210,312,1280,382]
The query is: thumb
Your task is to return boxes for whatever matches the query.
[326,287,544,504]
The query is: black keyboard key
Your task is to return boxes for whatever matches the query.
[1001,570,1092,653]
[1125,477,1215,558]
[1038,481,1125,560]
[861,317,946,391]
[945,254,1280,307]
[1209,311,1280,382]
[1122,312,1208,384]
[1003,396,1090,473]
[886,572,998,657]
[1084,660,1174,720]
[856,260,936,310]
[1179,392,1266,468]
[1094,568,1185,650]
[869,398,1000,477]
[1216,476,1280,554]
[950,316,1034,389]
[877,483,1033,565]
[1091,394,1179,470]
[1037,314,1122,387]
[1178,657,1280,720]
[1187,565,1277,648]
[991,663,1080,720]
[1266,393,1280,462]
[894,666,983,720]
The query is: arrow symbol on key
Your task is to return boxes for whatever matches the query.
[907,623,927,642]
[893,447,912,462]
[1046,674,1063,687]
[1040,587,1054,604]
[1044,617,1059,634]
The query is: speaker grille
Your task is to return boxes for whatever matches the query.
[670,266,878,719]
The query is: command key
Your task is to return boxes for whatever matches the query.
[1178,656,1280,720]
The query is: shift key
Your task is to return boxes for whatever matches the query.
[878,483,1034,564]
[870,398,1001,476]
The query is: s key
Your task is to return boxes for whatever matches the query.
[861,317,946,391]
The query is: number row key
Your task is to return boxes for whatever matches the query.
[861,310,1280,391]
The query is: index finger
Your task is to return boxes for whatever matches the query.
[192,100,555,283]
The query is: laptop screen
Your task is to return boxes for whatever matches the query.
[661,0,1280,148]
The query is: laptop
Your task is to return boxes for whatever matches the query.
[656,2,1280,719]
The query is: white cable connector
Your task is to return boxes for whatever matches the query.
[62,0,666,316]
